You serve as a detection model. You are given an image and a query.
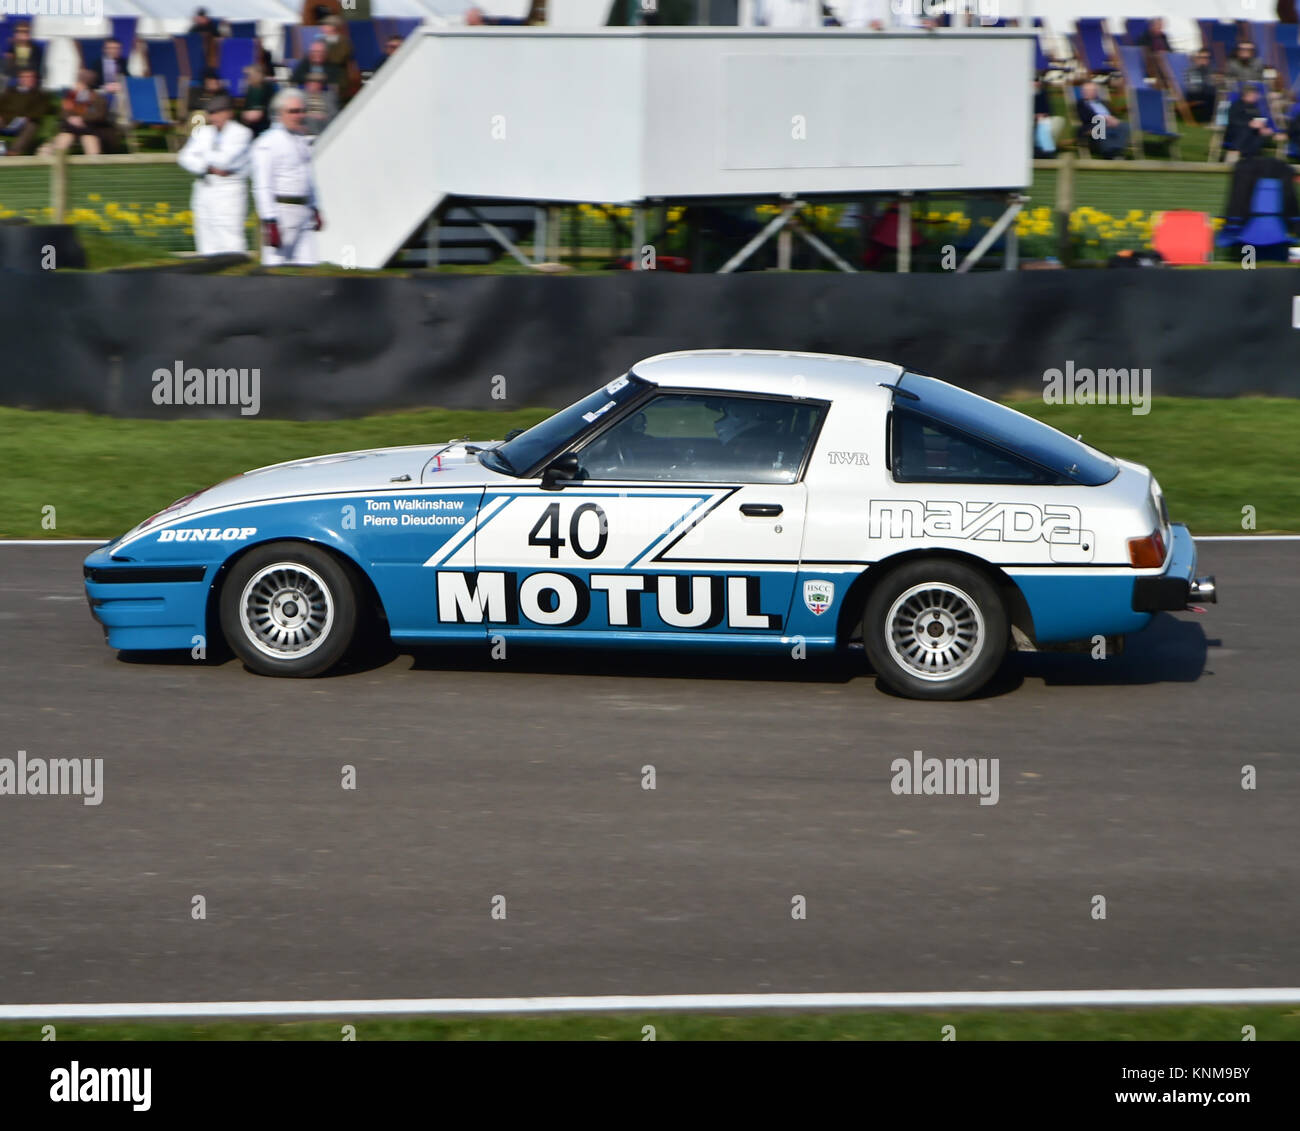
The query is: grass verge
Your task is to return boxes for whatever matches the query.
[0,1005,1295,1041]
[1,398,1297,539]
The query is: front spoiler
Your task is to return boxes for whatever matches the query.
[83,544,213,651]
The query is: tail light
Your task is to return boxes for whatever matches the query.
[1127,529,1166,568]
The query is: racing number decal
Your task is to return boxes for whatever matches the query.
[430,489,793,632]
[527,502,609,560]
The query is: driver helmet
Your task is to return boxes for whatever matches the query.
[714,400,783,445]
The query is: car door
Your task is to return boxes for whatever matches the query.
[465,390,828,645]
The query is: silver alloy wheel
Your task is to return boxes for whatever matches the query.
[239,562,335,660]
[885,581,985,682]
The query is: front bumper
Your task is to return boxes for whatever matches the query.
[83,544,214,651]
[1131,523,1216,612]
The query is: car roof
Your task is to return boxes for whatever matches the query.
[631,349,904,402]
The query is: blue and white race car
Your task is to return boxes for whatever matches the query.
[83,350,1215,699]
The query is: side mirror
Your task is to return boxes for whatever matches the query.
[503,429,524,441]
[541,451,581,491]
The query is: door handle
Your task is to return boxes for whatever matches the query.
[740,503,783,517]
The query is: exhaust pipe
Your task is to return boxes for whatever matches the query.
[1189,576,1217,604]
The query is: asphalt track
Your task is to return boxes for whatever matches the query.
[0,541,1296,1007]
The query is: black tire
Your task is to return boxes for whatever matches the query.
[219,542,359,677]
[862,559,1008,701]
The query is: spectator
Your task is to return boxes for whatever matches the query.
[1287,96,1300,161]
[50,69,113,155]
[374,36,404,71]
[319,16,353,65]
[189,8,221,41]
[1137,17,1171,54]
[1226,41,1266,86]
[1077,81,1131,159]
[301,75,338,136]
[93,39,127,103]
[1226,83,1275,160]
[1032,79,1062,158]
[1184,48,1217,124]
[319,16,359,101]
[251,88,323,266]
[860,203,924,269]
[193,68,230,115]
[291,39,343,92]
[2,22,44,87]
[177,93,253,255]
[0,67,46,155]
[239,65,277,137]
[301,0,344,25]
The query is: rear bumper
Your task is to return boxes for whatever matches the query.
[1132,524,1215,612]
[83,545,213,651]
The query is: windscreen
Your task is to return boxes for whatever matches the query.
[482,374,650,477]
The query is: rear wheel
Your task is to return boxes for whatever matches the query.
[863,559,1008,700]
[219,542,358,677]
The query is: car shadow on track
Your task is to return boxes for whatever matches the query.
[991,613,1214,696]
[400,643,871,685]
[398,612,1212,696]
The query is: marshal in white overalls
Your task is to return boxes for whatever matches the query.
[250,122,321,267]
[177,120,254,256]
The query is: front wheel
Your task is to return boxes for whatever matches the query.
[219,542,358,677]
[863,560,1008,700]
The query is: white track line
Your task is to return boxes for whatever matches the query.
[3,988,1300,1021]
[0,540,107,546]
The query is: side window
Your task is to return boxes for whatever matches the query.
[579,394,825,484]
[892,407,1058,485]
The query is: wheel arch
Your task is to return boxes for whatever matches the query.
[204,536,388,648]
[835,548,1036,647]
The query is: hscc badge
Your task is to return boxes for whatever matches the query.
[804,580,834,616]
